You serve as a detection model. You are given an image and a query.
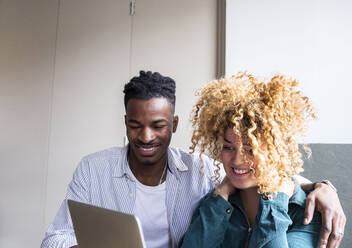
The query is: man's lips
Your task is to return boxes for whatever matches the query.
[135,144,160,156]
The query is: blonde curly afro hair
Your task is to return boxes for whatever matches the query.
[190,72,316,196]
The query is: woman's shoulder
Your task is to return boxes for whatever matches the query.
[288,186,322,229]
[289,185,307,207]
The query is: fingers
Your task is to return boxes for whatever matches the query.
[326,214,346,248]
[303,194,315,225]
[305,182,346,248]
[319,209,333,248]
[215,176,236,200]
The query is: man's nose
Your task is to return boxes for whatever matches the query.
[140,127,155,143]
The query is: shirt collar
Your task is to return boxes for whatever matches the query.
[112,146,129,178]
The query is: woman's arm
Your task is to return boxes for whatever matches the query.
[286,209,322,248]
[249,192,292,248]
[180,176,236,247]
[294,177,345,248]
[179,191,233,248]
[250,193,321,248]
[250,182,321,248]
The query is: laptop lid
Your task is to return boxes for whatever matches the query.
[68,199,146,248]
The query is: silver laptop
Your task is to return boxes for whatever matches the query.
[68,199,146,248]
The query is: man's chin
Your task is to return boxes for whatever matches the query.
[142,162,157,166]
[135,155,159,166]
[139,159,159,166]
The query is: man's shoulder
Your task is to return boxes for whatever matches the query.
[73,146,127,176]
[170,146,225,180]
[82,146,127,162]
[169,146,212,163]
[168,146,216,173]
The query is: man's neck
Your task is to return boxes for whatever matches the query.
[128,156,168,186]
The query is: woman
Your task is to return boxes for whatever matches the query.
[180,72,322,247]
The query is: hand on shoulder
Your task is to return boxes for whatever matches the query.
[214,176,236,201]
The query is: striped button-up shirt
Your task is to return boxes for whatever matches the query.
[41,146,219,248]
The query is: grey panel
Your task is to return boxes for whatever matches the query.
[302,144,352,247]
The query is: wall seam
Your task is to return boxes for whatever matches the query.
[128,0,134,78]
[42,0,61,231]
[216,0,226,79]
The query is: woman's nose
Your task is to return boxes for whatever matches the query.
[232,149,245,165]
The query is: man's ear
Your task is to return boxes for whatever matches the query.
[172,115,179,133]
[124,115,127,126]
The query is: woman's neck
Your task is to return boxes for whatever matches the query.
[240,187,260,227]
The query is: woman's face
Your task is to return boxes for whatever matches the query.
[221,128,257,189]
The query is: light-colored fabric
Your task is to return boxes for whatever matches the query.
[41,146,219,248]
[292,174,311,185]
[130,165,169,248]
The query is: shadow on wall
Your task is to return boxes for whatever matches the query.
[302,144,352,248]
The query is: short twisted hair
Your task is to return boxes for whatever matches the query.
[123,71,176,111]
[190,72,316,196]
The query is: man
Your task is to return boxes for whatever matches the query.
[41,71,345,248]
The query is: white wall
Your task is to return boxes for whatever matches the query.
[44,0,132,229]
[0,0,217,247]
[0,0,58,247]
[226,0,352,143]
[130,0,217,149]
[45,0,216,228]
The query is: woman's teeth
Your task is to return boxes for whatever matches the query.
[233,168,249,174]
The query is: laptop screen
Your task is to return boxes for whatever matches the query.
[68,199,146,248]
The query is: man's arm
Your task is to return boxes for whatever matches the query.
[300,181,346,248]
[41,159,91,248]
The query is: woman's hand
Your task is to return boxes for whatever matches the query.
[214,176,236,201]
[278,178,295,198]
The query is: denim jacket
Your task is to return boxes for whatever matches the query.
[180,186,322,248]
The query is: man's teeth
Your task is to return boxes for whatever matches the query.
[141,147,155,151]
[233,168,249,174]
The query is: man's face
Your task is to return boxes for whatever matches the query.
[125,98,178,166]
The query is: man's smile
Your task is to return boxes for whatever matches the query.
[135,143,161,156]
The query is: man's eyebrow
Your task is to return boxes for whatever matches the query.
[153,119,168,124]
[223,137,231,143]
[127,119,168,124]
[127,119,140,124]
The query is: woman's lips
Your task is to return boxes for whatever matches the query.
[232,167,250,177]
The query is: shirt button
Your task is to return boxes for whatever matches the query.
[226,208,231,214]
